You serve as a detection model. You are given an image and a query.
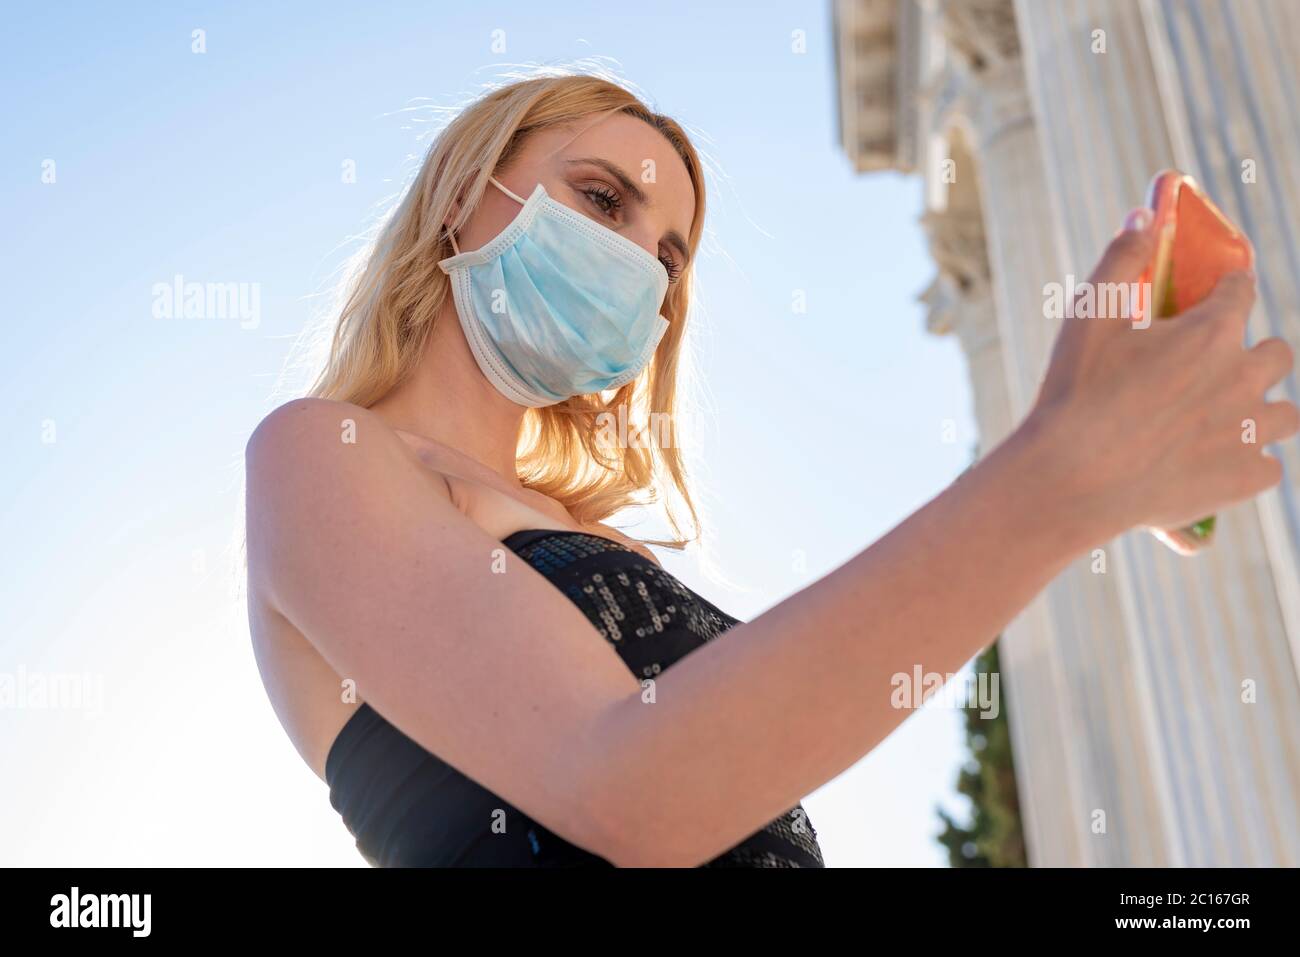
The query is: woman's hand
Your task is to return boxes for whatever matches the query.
[1027,208,1298,551]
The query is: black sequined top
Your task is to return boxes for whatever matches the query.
[325,528,825,867]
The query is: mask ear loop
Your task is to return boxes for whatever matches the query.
[445,176,528,256]
[488,175,528,205]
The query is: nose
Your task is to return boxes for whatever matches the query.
[623,219,667,266]
[622,224,657,260]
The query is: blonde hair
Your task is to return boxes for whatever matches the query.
[308,74,707,550]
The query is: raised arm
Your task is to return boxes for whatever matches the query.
[552,222,1295,865]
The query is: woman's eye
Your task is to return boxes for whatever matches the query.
[582,185,623,218]
[659,251,682,284]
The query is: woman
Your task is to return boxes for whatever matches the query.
[244,75,1297,867]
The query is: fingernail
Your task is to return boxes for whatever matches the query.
[1123,207,1152,232]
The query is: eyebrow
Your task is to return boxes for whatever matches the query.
[565,156,692,269]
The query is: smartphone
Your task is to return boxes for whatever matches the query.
[1138,170,1254,555]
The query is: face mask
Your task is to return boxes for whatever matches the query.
[437,176,672,407]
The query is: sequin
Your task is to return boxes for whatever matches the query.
[507,529,825,868]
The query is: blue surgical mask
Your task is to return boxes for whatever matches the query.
[438,176,671,407]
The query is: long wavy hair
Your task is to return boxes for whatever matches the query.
[307,74,707,550]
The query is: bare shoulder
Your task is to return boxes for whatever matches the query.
[249,397,402,461]
[247,398,445,496]
[248,396,358,470]
[244,398,453,605]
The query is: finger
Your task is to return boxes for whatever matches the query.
[1242,452,1285,497]
[1148,525,1203,556]
[1251,400,1300,446]
[1086,212,1158,287]
[1187,270,1257,341]
[1244,336,1296,394]
[1057,213,1159,336]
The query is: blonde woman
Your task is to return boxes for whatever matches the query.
[244,75,1297,867]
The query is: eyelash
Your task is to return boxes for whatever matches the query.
[580,184,683,284]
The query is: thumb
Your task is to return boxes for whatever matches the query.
[1086,207,1158,287]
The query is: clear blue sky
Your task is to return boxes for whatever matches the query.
[1,1,981,865]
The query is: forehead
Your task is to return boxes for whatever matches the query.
[524,113,696,236]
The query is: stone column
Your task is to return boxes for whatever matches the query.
[929,0,1177,866]
[1140,0,1300,720]
[1014,0,1300,866]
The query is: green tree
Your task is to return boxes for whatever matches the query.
[936,639,1028,867]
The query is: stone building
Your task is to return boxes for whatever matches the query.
[833,0,1300,865]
